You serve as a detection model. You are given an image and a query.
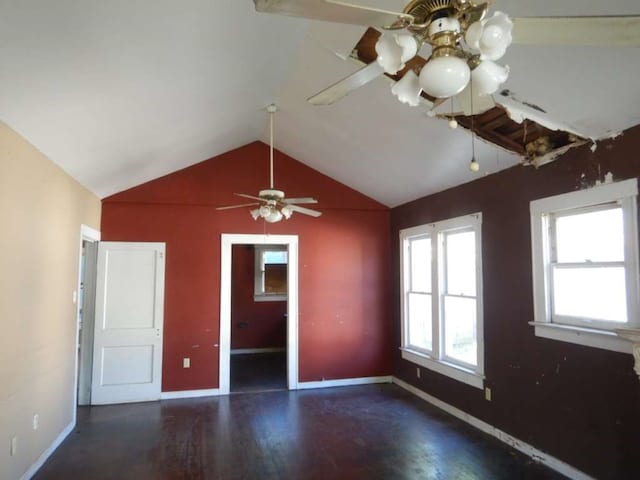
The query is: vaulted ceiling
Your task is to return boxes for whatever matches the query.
[2,1,639,207]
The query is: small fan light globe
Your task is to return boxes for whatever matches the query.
[419,56,471,98]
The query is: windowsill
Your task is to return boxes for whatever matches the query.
[253,294,287,302]
[529,321,633,354]
[400,348,484,389]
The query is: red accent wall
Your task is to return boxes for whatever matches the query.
[101,141,391,391]
[391,125,640,479]
[231,245,286,350]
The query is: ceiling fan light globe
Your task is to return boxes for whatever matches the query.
[396,34,419,63]
[466,11,512,61]
[375,34,404,74]
[264,209,283,223]
[259,205,271,218]
[465,21,482,50]
[250,208,261,220]
[419,56,470,98]
[375,33,418,75]
[471,60,509,95]
[391,71,422,107]
[281,205,293,219]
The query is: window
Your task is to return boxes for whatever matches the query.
[254,245,288,301]
[400,213,484,388]
[530,178,639,353]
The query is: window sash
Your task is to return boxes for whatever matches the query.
[400,213,483,383]
[530,178,639,336]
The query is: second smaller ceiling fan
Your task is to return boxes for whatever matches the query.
[216,104,322,223]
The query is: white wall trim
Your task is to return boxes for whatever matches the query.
[20,421,74,480]
[160,389,221,400]
[231,347,286,355]
[392,377,594,480]
[298,376,392,390]
[220,234,299,395]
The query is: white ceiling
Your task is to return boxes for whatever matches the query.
[1,1,639,206]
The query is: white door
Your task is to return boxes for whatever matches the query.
[91,242,165,405]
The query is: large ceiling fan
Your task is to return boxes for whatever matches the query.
[217,104,322,223]
[255,0,640,113]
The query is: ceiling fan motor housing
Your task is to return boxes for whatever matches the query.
[259,189,285,200]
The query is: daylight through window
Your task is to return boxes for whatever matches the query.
[400,213,484,388]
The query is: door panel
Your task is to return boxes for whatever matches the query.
[91,242,165,405]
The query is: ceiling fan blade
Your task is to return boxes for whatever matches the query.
[254,0,412,28]
[286,204,323,217]
[234,192,266,202]
[308,62,385,105]
[512,16,640,47]
[216,202,260,211]
[282,197,319,204]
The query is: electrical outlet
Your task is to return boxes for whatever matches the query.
[33,414,39,430]
[485,387,492,402]
[183,358,190,368]
[10,436,17,456]
[416,367,421,379]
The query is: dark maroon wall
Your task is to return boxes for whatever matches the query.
[391,125,640,479]
[231,245,286,350]
[101,141,391,391]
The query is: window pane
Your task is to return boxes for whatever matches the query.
[553,266,626,322]
[410,237,431,292]
[408,293,432,351]
[555,207,623,263]
[443,296,477,366]
[264,251,288,264]
[445,230,476,296]
[264,264,287,294]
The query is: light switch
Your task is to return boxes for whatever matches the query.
[183,358,190,368]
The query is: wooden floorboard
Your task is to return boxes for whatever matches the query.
[34,384,567,479]
[230,352,287,393]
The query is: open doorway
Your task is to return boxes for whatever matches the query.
[230,244,288,392]
[74,225,100,410]
[219,234,299,395]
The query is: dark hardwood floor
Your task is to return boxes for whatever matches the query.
[34,384,566,480]
[230,352,287,393]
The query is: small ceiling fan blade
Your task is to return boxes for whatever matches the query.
[282,197,318,204]
[234,192,266,202]
[512,16,640,47]
[286,204,323,217]
[216,202,260,211]
[254,0,413,28]
[308,62,384,105]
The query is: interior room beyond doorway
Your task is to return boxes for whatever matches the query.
[230,244,288,393]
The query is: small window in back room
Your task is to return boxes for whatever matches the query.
[254,246,288,301]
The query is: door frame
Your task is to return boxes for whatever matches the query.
[73,225,100,422]
[219,234,299,394]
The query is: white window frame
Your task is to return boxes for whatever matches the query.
[400,213,484,389]
[254,245,288,302]
[530,178,639,353]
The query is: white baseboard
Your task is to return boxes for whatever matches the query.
[298,376,392,390]
[230,348,285,355]
[21,421,74,480]
[160,388,221,400]
[392,377,593,480]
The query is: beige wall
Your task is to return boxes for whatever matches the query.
[0,123,101,479]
